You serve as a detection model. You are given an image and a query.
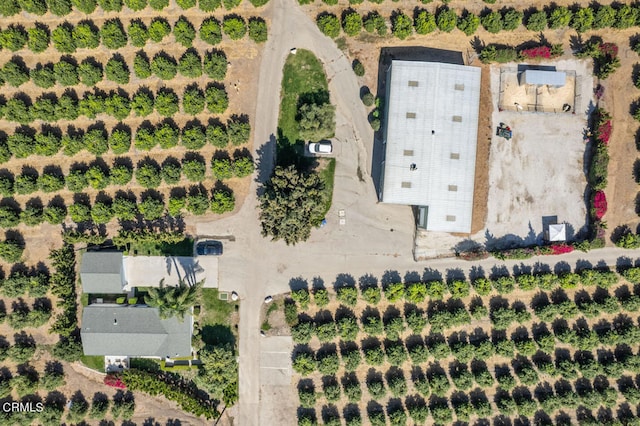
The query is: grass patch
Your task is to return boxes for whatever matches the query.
[278,49,329,150]
[200,289,238,347]
[80,293,89,307]
[80,355,105,373]
[130,358,161,372]
[128,238,194,257]
[261,320,271,332]
[316,158,336,223]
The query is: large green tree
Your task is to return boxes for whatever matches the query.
[259,165,325,245]
[297,102,335,141]
[194,344,238,404]
[144,280,201,320]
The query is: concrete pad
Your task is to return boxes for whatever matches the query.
[485,59,593,248]
[259,384,297,426]
[259,338,295,425]
[259,336,293,387]
[123,256,218,289]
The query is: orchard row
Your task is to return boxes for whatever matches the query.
[0,118,250,160]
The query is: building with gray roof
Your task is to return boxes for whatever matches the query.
[81,305,192,358]
[380,60,481,233]
[80,251,125,294]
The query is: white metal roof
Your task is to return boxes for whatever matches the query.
[381,60,481,233]
[520,69,566,87]
[548,223,567,242]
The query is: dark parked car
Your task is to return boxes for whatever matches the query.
[196,240,223,256]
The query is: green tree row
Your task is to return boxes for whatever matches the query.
[121,369,218,419]
[0,153,253,199]
[3,361,65,399]
[0,271,49,298]
[0,84,230,125]
[0,184,235,228]
[2,49,228,91]
[0,16,266,53]
[0,332,36,364]
[5,298,52,329]
[0,117,250,161]
[48,244,77,339]
[289,268,620,312]
[317,3,640,40]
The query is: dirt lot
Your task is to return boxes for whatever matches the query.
[484,58,592,249]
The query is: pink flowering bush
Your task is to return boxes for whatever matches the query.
[521,46,551,59]
[599,42,618,58]
[596,120,612,145]
[550,244,574,255]
[104,374,126,389]
[594,191,608,219]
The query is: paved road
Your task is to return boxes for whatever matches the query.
[198,1,414,423]
[195,1,640,424]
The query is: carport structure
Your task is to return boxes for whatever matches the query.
[123,256,218,289]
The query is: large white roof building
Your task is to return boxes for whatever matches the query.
[380,60,481,233]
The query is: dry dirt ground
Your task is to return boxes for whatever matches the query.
[302,1,639,254]
[484,58,592,248]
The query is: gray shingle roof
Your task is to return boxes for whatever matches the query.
[80,305,192,358]
[80,251,124,294]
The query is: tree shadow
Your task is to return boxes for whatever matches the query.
[201,325,234,347]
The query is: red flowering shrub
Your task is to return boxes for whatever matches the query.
[550,244,574,255]
[521,46,551,59]
[594,191,607,219]
[104,374,126,389]
[596,120,612,145]
[599,42,618,58]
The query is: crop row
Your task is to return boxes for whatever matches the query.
[297,372,637,425]
[1,297,52,330]
[1,48,227,90]
[0,150,253,195]
[316,3,640,40]
[290,267,630,311]
[0,184,235,227]
[291,296,640,355]
[0,84,230,125]
[292,300,640,368]
[0,16,266,55]
[0,118,250,160]
[0,0,269,17]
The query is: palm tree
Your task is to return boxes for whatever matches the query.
[144,279,201,321]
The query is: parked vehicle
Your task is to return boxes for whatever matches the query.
[308,140,333,154]
[196,240,223,256]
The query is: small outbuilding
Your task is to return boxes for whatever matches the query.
[80,251,125,294]
[546,223,567,242]
[519,70,566,87]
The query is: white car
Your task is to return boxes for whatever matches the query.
[309,141,333,154]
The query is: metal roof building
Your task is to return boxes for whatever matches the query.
[80,251,125,294]
[519,69,566,87]
[81,305,192,358]
[380,60,481,233]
